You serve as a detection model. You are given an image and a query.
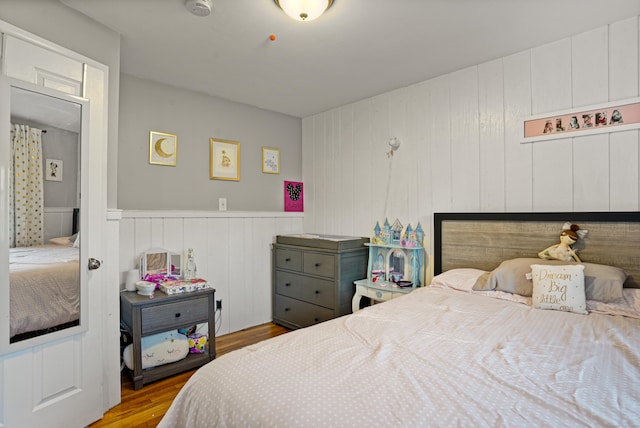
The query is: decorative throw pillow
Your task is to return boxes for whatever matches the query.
[531,264,587,314]
[473,258,626,302]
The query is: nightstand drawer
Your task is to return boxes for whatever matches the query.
[141,296,209,334]
[275,249,303,272]
[303,253,335,278]
[274,295,334,328]
[275,271,335,308]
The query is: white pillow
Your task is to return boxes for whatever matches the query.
[531,264,586,314]
[430,268,488,292]
[49,235,74,246]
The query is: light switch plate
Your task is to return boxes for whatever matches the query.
[218,198,227,211]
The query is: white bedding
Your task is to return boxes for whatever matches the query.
[10,245,79,338]
[159,286,640,427]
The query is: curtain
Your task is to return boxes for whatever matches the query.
[9,124,44,248]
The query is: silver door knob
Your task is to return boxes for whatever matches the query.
[88,258,102,270]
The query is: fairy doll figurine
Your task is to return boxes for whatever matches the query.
[538,223,587,262]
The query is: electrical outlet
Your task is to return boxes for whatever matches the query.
[216,300,222,310]
[218,198,227,211]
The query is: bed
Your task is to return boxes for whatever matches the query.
[9,208,80,341]
[159,212,640,427]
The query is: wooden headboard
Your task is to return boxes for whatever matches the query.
[434,212,640,288]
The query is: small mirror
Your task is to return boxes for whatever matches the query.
[388,249,406,282]
[170,253,182,277]
[139,248,182,279]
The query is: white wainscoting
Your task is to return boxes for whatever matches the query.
[302,16,640,254]
[43,207,76,242]
[118,211,303,336]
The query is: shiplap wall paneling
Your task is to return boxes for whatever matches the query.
[478,59,506,212]
[324,111,337,234]
[410,82,432,226]
[531,38,574,211]
[609,17,639,210]
[370,93,391,224]
[427,75,453,214]
[352,100,374,238]
[572,27,610,211]
[449,66,481,212]
[609,17,639,101]
[302,117,315,233]
[206,218,230,334]
[610,130,639,211]
[405,83,428,228]
[503,51,533,211]
[313,115,327,234]
[338,106,355,236]
[387,88,409,226]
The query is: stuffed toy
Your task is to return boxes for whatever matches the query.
[188,333,208,354]
[538,223,587,262]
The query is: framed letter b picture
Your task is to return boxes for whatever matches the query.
[210,138,240,181]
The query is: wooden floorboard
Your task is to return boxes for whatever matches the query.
[90,322,290,427]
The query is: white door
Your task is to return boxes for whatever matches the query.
[0,33,108,427]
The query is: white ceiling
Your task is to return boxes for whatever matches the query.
[61,0,640,118]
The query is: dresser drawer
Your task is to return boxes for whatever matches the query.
[141,296,209,334]
[303,253,335,278]
[275,249,303,272]
[275,271,335,309]
[274,295,334,329]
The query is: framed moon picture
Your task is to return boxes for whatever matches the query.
[149,131,177,166]
[284,180,303,212]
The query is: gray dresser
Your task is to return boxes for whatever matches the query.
[273,235,369,329]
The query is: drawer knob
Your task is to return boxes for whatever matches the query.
[315,290,320,294]
[315,263,320,268]
[314,317,319,322]
[175,312,181,318]
[285,258,291,262]
[285,307,290,312]
[285,283,291,287]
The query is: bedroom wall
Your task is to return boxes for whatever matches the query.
[117,74,302,211]
[302,16,640,266]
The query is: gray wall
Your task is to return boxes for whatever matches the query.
[11,118,79,208]
[0,0,121,209]
[117,74,302,211]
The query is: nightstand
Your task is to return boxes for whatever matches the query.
[120,287,216,390]
[352,279,413,311]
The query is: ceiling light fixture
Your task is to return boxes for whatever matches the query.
[274,0,334,22]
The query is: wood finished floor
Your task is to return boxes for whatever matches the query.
[90,322,290,428]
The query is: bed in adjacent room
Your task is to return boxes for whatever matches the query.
[9,208,80,341]
[159,212,640,427]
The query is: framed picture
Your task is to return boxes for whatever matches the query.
[262,147,280,174]
[149,131,177,166]
[522,97,640,143]
[284,181,303,212]
[210,138,240,181]
[45,158,63,181]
